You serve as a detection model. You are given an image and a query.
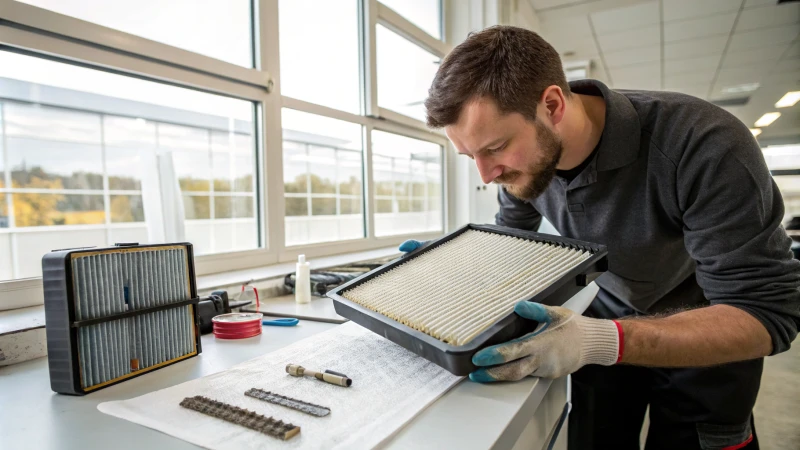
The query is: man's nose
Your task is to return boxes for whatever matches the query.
[475,156,503,184]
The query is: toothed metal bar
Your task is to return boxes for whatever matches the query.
[180,396,301,440]
[245,388,331,417]
[342,229,592,346]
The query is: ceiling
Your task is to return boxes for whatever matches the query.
[531,0,800,144]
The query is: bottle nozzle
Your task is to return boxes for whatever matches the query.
[298,254,306,264]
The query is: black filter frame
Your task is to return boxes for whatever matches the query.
[328,224,608,376]
[42,242,202,395]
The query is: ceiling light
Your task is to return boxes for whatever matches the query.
[755,112,781,127]
[775,91,800,108]
[721,83,760,94]
[750,128,762,137]
[755,112,781,128]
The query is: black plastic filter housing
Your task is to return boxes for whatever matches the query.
[42,242,202,395]
[328,224,608,376]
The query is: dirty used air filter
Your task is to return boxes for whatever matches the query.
[42,243,202,395]
[328,224,608,376]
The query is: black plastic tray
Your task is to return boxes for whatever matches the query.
[42,242,202,395]
[328,224,608,376]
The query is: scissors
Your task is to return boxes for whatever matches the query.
[262,317,299,327]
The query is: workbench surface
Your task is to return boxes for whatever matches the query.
[0,284,597,449]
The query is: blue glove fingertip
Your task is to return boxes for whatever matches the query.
[472,348,504,367]
[514,301,551,322]
[469,369,498,383]
[398,239,422,253]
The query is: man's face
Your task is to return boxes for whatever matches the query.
[445,97,563,201]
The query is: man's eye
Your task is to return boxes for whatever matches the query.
[488,145,504,154]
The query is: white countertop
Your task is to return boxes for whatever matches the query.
[0,284,598,449]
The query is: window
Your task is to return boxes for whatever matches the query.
[17,0,253,67]
[380,0,442,40]
[279,0,362,113]
[376,25,441,122]
[0,0,449,306]
[372,130,443,237]
[282,109,364,246]
[764,145,800,224]
[0,51,256,280]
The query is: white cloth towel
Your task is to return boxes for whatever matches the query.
[98,322,463,449]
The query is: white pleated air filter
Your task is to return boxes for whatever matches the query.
[43,243,202,395]
[329,224,608,375]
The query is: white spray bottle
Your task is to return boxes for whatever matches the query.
[295,254,311,304]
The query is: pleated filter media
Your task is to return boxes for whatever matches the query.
[43,243,202,395]
[343,229,592,346]
[329,224,608,375]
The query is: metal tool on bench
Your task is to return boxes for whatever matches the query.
[180,395,301,440]
[327,224,608,376]
[42,242,202,395]
[286,363,353,387]
[245,388,331,417]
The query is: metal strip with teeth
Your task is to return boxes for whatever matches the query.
[245,388,331,417]
[179,395,301,440]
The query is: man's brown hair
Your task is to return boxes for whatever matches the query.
[425,26,569,129]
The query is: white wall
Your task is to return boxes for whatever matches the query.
[444,0,542,228]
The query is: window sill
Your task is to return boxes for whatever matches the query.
[0,305,47,366]
[196,245,401,292]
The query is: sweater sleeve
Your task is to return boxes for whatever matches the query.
[678,113,800,354]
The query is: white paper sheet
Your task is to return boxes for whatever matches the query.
[98,322,463,449]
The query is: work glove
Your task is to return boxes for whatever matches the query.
[398,239,432,254]
[470,301,622,382]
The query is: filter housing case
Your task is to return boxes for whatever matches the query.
[328,224,608,376]
[42,242,202,395]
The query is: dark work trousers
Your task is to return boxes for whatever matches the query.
[567,361,763,450]
[568,277,763,449]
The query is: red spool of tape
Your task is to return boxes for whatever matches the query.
[212,313,263,339]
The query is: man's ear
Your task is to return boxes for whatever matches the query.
[539,85,566,126]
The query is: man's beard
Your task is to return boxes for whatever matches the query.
[495,120,563,200]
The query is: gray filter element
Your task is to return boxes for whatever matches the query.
[73,248,192,388]
[180,396,301,440]
[343,229,592,346]
[245,388,331,417]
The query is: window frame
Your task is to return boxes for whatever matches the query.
[0,0,452,310]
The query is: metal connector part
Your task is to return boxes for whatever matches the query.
[286,364,352,387]
[245,388,331,417]
[179,395,300,440]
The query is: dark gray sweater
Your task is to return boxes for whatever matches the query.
[496,79,800,354]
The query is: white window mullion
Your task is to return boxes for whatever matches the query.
[362,0,380,117]
[0,24,266,102]
[282,96,368,126]
[363,123,376,240]
[441,143,452,232]
[257,0,286,257]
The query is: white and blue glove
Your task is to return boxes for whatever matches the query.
[398,239,431,254]
[397,241,623,381]
[469,301,622,382]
